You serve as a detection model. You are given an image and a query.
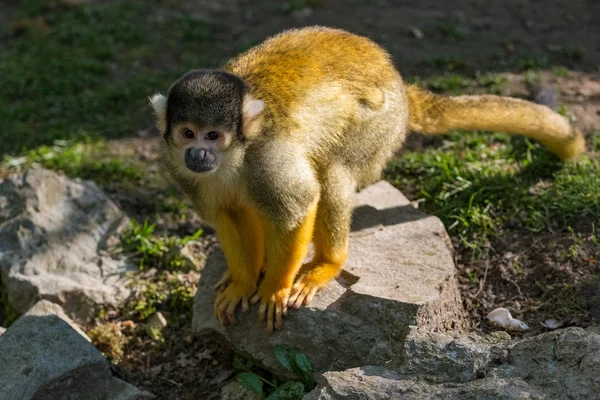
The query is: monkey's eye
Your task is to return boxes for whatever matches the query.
[205,131,220,141]
[182,129,195,139]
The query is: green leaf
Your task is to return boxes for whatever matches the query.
[270,381,296,394]
[287,382,305,399]
[264,393,285,400]
[236,372,263,397]
[294,353,312,374]
[273,344,298,371]
[233,356,247,371]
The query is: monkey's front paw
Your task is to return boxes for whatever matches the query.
[214,283,255,326]
[250,287,289,335]
[288,276,321,309]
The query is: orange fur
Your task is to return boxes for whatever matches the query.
[258,197,319,296]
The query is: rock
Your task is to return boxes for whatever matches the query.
[493,327,600,399]
[145,311,168,340]
[303,366,544,400]
[165,240,205,272]
[0,300,153,400]
[193,181,466,377]
[400,327,494,383]
[0,168,134,322]
[305,327,600,400]
[23,299,91,341]
[220,381,261,400]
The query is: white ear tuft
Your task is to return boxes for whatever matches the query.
[149,93,167,133]
[243,98,265,120]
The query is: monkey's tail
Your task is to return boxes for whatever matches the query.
[405,84,585,161]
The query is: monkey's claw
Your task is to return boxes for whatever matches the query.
[288,278,319,309]
[214,271,232,292]
[214,283,253,326]
[251,288,289,335]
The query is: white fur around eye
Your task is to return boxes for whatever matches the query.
[149,93,167,132]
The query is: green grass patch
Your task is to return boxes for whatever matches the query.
[0,0,220,157]
[385,132,600,257]
[116,219,205,322]
[3,139,144,184]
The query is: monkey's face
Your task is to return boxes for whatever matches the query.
[170,123,233,174]
[149,70,264,179]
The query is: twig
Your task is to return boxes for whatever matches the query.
[471,260,490,299]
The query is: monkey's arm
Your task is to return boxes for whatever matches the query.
[246,142,320,333]
[252,198,319,333]
[213,208,263,325]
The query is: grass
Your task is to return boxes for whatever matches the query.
[0,0,221,157]
[384,131,600,258]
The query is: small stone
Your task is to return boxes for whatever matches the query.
[220,381,260,400]
[145,312,168,340]
[410,27,424,39]
[541,319,563,330]
[165,240,204,272]
[0,327,5,336]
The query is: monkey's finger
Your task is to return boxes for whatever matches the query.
[258,300,267,322]
[242,297,250,312]
[287,284,302,306]
[214,272,231,290]
[217,310,228,325]
[250,293,261,305]
[292,287,310,309]
[214,293,229,314]
[226,300,238,325]
[266,301,275,334]
[275,302,283,330]
[304,288,318,306]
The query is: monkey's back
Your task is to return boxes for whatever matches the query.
[225,26,409,188]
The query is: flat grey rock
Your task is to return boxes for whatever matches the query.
[303,366,544,400]
[304,327,600,400]
[0,300,153,400]
[0,168,134,322]
[193,181,466,377]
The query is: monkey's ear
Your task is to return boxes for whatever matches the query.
[149,93,167,133]
[242,94,265,139]
[243,95,265,120]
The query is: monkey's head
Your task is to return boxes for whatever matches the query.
[149,69,264,179]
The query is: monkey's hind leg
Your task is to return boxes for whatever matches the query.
[214,207,264,325]
[288,169,354,308]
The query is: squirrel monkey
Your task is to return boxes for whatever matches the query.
[149,26,585,334]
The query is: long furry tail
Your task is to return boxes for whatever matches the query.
[405,85,585,160]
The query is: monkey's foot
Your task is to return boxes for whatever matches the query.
[214,283,255,326]
[288,277,320,309]
[288,262,341,308]
[250,287,289,335]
